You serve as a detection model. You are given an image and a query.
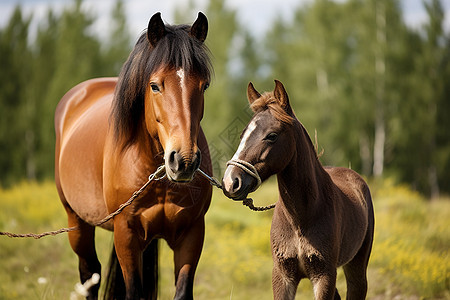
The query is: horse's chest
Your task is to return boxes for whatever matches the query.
[135,184,207,244]
[271,211,302,273]
[271,210,331,278]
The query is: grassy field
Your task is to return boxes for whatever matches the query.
[0,178,449,299]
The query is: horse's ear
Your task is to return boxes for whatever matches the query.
[247,82,261,106]
[274,80,293,114]
[190,12,208,43]
[147,12,166,47]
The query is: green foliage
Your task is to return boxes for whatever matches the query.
[0,6,32,185]
[0,180,449,298]
[103,0,132,75]
[262,0,450,195]
[0,0,131,187]
[0,0,449,194]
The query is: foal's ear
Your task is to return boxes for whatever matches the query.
[190,12,208,43]
[247,82,261,105]
[148,12,166,47]
[274,80,293,114]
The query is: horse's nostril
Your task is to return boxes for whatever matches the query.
[168,151,184,173]
[232,177,241,192]
[193,150,201,171]
[169,151,176,164]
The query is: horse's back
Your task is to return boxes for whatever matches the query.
[325,167,374,265]
[55,78,117,137]
[325,167,371,209]
[55,78,118,227]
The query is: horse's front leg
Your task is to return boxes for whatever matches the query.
[172,218,205,300]
[271,259,300,300]
[311,270,341,300]
[113,216,144,300]
[272,262,300,300]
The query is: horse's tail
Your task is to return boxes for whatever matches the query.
[103,244,125,300]
[103,239,159,300]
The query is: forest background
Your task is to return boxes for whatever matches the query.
[0,0,449,197]
[1,0,450,299]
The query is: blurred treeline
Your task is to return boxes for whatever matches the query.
[0,0,449,198]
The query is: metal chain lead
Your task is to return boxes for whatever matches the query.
[196,168,222,189]
[0,165,167,239]
[196,168,275,212]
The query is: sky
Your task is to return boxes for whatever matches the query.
[0,0,449,41]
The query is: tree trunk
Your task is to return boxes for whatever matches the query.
[25,129,36,180]
[359,133,372,177]
[373,0,386,177]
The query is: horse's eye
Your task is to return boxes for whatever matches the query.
[203,82,210,92]
[150,84,160,93]
[265,132,278,143]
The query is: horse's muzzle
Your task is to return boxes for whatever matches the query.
[166,149,201,182]
[222,165,255,200]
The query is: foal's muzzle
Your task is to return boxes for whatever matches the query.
[222,160,261,200]
[166,149,201,182]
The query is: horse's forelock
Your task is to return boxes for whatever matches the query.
[111,24,213,149]
[250,92,294,125]
[146,24,212,81]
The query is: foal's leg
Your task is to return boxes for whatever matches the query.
[172,218,205,300]
[343,204,374,300]
[271,262,299,300]
[343,233,373,299]
[66,209,101,300]
[311,270,339,300]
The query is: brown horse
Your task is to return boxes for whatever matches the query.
[222,80,374,299]
[55,12,213,300]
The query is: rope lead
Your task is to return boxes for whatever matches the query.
[0,164,275,239]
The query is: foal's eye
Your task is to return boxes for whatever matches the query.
[265,132,278,143]
[203,82,210,92]
[150,84,160,93]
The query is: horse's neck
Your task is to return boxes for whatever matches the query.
[142,132,164,163]
[122,129,164,168]
[276,125,330,227]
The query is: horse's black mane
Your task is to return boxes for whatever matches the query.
[111,24,213,148]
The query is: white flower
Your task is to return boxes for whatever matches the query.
[91,273,100,284]
[70,273,100,299]
[74,282,88,297]
[37,277,48,285]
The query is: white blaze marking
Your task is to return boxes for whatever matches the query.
[223,118,257,191]
[176,68,185,91]
[232,119,257,160]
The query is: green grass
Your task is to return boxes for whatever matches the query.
[0,178,449,299]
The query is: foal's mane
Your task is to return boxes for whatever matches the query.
[111,24,213,148]
[251,92,322,159]
[250,92,294,125]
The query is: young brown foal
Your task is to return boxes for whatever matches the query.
[223,80,374,299]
